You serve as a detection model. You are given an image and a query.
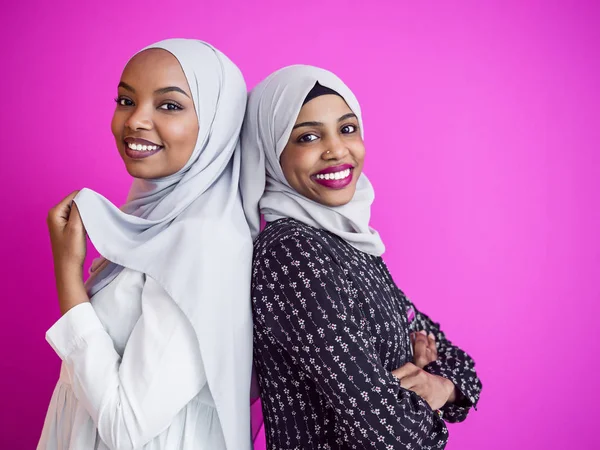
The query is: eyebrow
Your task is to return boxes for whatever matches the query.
[293,121,322,129]
[293,113,358,130]
[154,86,191,98]
[338,113,357,122]
[118,82,190,98]
[118,82,135,92]
[292,113,358,130]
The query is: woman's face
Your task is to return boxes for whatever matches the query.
[280,94,365,207]
[111,48,199,179]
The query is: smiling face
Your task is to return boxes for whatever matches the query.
[111,48,199,179]
[280,94,365,207]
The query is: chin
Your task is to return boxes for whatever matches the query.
[324,198,353,207]
[320,192,355,207]
[122,162,156,180]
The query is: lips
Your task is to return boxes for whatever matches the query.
[123,137,163,160]
[315,163,354,176]
[311,163,354,189]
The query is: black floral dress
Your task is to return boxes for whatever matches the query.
[252,218,482,449]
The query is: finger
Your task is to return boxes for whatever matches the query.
[58,191,81,222]
[391,362,419,380]
[428,344,438,361]
[413,332,432,367]
[49,191,80,224]
[408,384,426,399]
[425,347,437,363]
[401,367,431,392]
[69,202,82,225]
[427,333,436,349]
[59,191,80,208]
[413,333,429,357]
[68,202,87,236]
[399,373,424,391]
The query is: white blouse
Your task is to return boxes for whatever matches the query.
[37,268,227,450]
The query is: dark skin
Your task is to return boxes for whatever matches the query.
[281,95,457,410]
[47,49,198,315]
[404,331,458,410]
[412,330,439,369]
[112,48,199,179]
[281,95,364,207]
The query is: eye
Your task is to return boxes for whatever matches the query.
[341,124,357,134]
[298,133,318,143]
[159,102,183,111]
[115,97,133,107]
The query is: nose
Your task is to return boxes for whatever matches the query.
[322,134,349,160]
[124,104,153,131]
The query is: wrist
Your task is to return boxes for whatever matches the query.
[54,259,84,280]
[53,262,88,316]
[444,377,457,403]
[57,284,89,315]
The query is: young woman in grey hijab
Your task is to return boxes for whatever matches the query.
[39,39,254,450]
[241,66,482,449]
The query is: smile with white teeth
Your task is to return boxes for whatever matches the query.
[314,168,351,180]
[127,142,161,152]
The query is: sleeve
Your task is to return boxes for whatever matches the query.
[46,276,205,450]
[253,237,449,449]
[405,295,482,423]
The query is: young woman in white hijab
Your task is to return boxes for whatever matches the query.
[241,66,482,449]
[39,39,254,450]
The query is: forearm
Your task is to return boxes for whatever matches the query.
[54,261,89,315]
[406,302,481,421]
[425,351,481,407]
[46,281,205,449]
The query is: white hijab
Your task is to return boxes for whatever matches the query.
[73,39,253,449]
[240,65,385,256]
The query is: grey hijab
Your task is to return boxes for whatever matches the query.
[240,65,385,255]
[74,39,254,449]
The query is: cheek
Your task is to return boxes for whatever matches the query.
[111,111,123,139]
[163,116,199,156]
[279,152,294,184]
[353,141,366,168]
[165,122,189,143]
[281,147,313,183]
[182,121,199,156]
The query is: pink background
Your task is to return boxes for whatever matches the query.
[1,1,599,449]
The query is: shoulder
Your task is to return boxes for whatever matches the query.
[254,219,333,264]
[251,221,356,317]
[172,208,253,255]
